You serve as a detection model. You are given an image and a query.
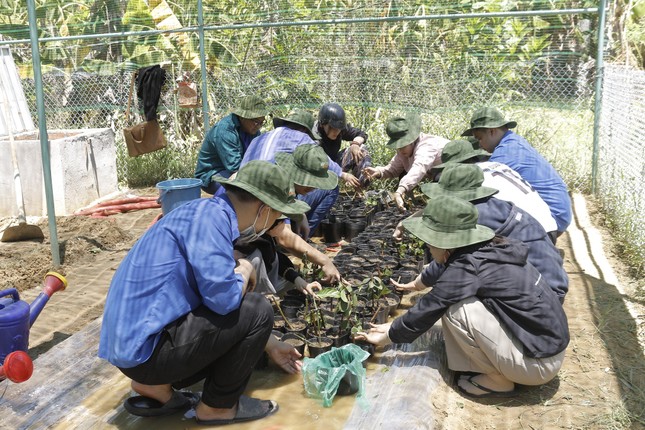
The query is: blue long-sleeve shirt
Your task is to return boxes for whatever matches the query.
[489,131,572,232]
[240,126,342,176]
[195,114,259,187]
[98,195,244,368]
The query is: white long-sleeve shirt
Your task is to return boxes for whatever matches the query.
[376,133,449,194]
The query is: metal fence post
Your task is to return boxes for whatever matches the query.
[592,0,608,194]
[26,0,60,267]
[198,0,209,131]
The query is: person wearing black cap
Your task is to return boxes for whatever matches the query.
[314,102,371,184]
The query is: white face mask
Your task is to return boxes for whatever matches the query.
[237,204,271,244]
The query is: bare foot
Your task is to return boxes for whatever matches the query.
[130,381,173,404]
[458,373,514,396]
[195,401,238,421]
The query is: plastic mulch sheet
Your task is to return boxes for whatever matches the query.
[343,326,446,430]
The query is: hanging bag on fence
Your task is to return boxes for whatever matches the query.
[123,72,166,157]
[177,79,198,108]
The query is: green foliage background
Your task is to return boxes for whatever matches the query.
[0,1,643,275]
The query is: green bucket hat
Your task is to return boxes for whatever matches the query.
[434,139,491,169]
[214,160,310,217]
[466,136,481,149]
[272,109,315,138]
[274,144,338,190]
[386,112,422,149]
[420,164,498,202]
[461,107,517,136]
[232,95,269,119]
[402,195,495,249]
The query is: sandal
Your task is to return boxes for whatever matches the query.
[124,390,199,417]
[458,375,517,399]
[195,395,278,426]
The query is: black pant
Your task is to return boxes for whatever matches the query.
[119,293,273,408]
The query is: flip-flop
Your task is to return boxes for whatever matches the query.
[124,390,200,417]
[195,395,279,426]
[457,375,517,399]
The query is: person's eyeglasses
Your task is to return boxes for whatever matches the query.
[250,117,265,126]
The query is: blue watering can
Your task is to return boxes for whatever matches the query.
[0,272,67,383]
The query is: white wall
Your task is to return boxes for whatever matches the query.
[0,128,118,216]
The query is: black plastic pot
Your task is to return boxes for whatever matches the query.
[281,299,304,319]
[326,327,351,347]
[344,220,366,241]
[371,304,389,324]
[281,332,306,355]
[336,370,360,396]
[353,338,376,356]
[322,220,343,243]
[285,289,307,304]
[307,336,333,358]
[385,293,401,316]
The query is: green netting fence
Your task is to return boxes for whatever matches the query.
[3,1,643,269]
[1,1,599,187]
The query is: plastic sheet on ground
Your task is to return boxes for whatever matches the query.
[343,326,446,430]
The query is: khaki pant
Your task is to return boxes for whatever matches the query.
[441,296,565,385]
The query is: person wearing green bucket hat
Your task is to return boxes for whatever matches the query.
[100,160,309,425]
[393,164,568,301]
[461,106,572,238]
[363,112,449,211]
[356,195,569,399]
[195,95,269,195]
[433,138,558,235]
[275,144,339,192]
[233,145,344,296]
[271,108,317,139]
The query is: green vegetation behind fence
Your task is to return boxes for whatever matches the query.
[1,1,643,275]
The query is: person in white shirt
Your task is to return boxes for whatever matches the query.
[434,139,558,237]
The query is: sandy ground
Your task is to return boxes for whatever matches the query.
[0,191,643,429]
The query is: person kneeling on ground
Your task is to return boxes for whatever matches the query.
[362,112,449,211]
[98,161,309,425]
[235,144,343,296]
[195,95,269,194]
[357,196,569,398]
[393,164,568,302]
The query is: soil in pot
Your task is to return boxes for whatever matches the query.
[273,316,286,333]
[284,317,308,336]
[307,336,334,358]
[385,292,401,315]
[281,332,306,355]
